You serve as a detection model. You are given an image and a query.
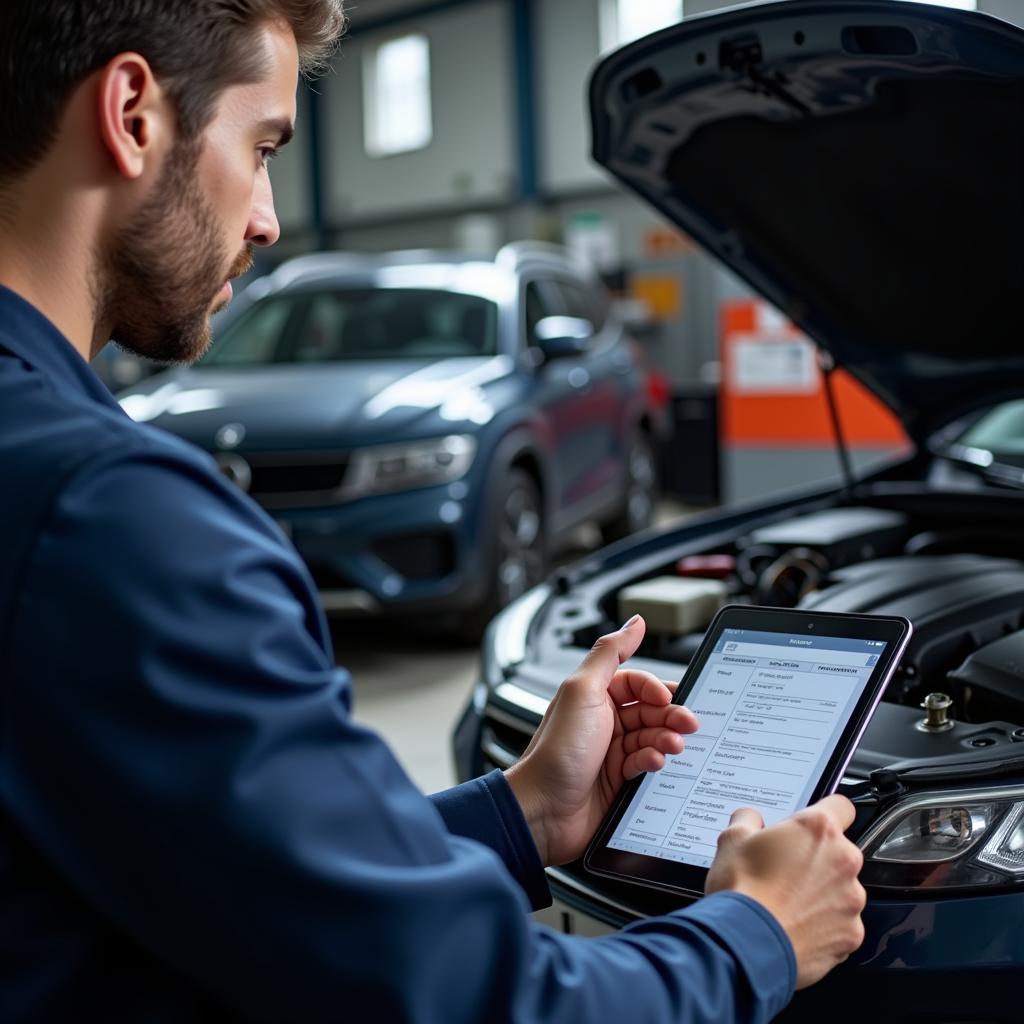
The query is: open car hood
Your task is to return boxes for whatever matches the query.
[589,0,1024,441]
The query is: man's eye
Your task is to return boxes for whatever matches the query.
[259,148,280,168]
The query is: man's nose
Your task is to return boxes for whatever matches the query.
[245,174,280,247]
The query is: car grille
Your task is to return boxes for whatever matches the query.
[480,706,536,771]
[221,452,350,508]
[250,461,349,496]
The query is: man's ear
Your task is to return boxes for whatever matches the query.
[96,53,170,180]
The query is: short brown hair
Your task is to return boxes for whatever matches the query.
[0,1,346,181]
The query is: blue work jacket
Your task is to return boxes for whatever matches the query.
[0,285,795,1022]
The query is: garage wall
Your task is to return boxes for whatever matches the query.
[533,0,605,194]
[980,0,1024,25]
[321,0,516,223]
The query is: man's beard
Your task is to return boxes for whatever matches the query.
[96,142,253,365]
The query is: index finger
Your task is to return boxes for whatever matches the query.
[802,793,856,831]
[716,806,765,851]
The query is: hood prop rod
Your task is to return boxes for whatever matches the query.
[819,349,854,499]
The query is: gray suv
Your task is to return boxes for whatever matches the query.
[119,242,669,636]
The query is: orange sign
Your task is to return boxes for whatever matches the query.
[721,300,906,447]
[630,273,684,320]
[643,227,696,258]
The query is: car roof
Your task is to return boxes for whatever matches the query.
[263,242,593,294]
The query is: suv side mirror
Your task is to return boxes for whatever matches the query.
[532,316,594,362]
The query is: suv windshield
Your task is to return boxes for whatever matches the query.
[202,288,499,366]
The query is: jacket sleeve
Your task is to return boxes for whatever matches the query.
[2,442,796,1024]
[430,771,552,910]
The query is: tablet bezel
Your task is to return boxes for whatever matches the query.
[583,604,912,899]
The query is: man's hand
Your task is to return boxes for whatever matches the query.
[705,796,866,989]
[505,615,698,866]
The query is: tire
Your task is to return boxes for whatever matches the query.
[462,467,547,641]
[601,430,658,545]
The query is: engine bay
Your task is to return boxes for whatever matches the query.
[560,494,1024,778]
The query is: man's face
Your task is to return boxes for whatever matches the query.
[100,22,299,364]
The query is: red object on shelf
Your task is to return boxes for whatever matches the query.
[647,369,671,411]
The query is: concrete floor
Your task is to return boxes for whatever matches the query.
[336,500,699,794]
[335,618,477,793]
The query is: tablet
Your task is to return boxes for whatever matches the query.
[584,605,911,898]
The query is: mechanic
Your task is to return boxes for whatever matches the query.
[0,2,867,1021]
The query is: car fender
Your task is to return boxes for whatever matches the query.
[476,424,554,551]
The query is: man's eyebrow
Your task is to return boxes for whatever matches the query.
[256,117,295,148]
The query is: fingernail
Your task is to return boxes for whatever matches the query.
[622,613,641,628]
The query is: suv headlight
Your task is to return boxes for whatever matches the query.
[346,435,477,496]
[859,787,1024,891]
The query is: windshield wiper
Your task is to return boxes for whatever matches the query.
[933,441,1024,491]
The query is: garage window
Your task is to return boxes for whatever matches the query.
[363,33,432,157]
[600,0,683,52]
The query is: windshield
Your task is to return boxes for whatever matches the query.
[202,288,500,366]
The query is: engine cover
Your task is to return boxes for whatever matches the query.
[800,555,1024,692]
[949,630,1024,725]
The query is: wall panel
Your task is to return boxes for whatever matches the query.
[323,0,516,222]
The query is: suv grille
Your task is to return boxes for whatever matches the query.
[250,460,349,497]
[218,452,350,508]
[480,710,534,771]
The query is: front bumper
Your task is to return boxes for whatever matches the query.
[270,482,488,614]
[536,869,1024,1024]
[778,892,1024,1023]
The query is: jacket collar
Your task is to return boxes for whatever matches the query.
[0,284,124,412]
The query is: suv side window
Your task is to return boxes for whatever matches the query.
[547,278,607,335]
[524,280,567,351]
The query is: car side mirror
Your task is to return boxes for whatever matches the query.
[532,316,594,362]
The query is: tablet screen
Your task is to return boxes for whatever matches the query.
[605,626,888,868]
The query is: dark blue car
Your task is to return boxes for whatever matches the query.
[455,3,1024,1021]
[119,243,667,636]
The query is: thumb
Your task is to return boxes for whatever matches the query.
[717,806,765,853]
[573,615,645,691]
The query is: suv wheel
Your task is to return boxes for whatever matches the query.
[602,431,657,544]
[464,468,546,640]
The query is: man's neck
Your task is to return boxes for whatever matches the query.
[0,269,95,365]
[0,177,108,364]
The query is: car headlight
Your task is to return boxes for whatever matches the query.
[345,435,477,496]
[859,787,1024,891]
